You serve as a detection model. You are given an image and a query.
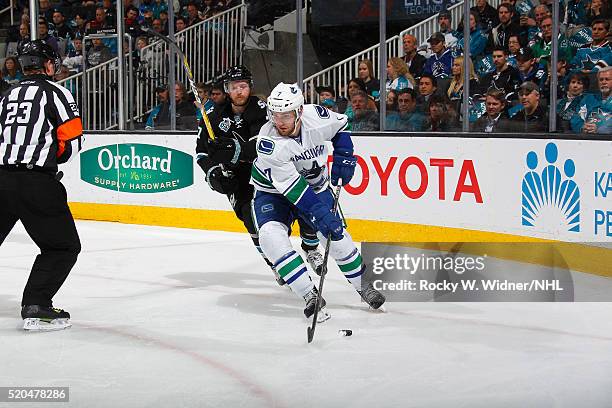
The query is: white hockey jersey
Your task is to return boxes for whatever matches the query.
[251,104,348,205]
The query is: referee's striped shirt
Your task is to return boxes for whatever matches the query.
[0,74,83,171]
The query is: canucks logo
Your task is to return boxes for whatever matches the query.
[522,143,580,233]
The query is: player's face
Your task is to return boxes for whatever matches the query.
[591,23,607,41]
[485,96,504,116]
[598,70,611,97]
[227,80,250,105]
[567,78,584,97]
[492,51,506,69]
[272,111,298,136]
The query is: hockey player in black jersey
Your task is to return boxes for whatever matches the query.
[0,40,83,331]
[195,66,323,284]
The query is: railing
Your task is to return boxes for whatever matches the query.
[0,0,15,25]
[57,3,247,130]
[303,0,502,103]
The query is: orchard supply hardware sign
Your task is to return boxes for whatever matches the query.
[80,144,193,193]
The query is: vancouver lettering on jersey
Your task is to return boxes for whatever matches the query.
[291,145,325,162]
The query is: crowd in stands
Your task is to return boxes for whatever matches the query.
[314,0,611,134]
[1,0,610,133]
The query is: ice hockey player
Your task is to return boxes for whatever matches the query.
[0,40,83,331]
[251,82,386,320]
[195,66,323,284]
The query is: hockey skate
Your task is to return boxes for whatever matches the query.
[358,282,386,310]
[21,305,72,331]
[305,248,324,276]
[303,287,330,323]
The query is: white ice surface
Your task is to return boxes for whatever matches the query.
[1,220,611,408]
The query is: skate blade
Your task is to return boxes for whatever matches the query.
[23,318,72,332]
[369,305,387,313]
[314,309,331,323]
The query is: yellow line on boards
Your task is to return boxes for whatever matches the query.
[68,202,611,277]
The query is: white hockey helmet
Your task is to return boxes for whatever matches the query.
[267,83,304,134]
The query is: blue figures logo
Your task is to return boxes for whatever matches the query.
[522,143,580,233]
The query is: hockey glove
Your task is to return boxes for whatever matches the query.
[208,137,241,166]
[309,202,343,241]
[331,148,356,186]
[206,165,238,195]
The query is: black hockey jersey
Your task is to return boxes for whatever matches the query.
[195,96,268,174]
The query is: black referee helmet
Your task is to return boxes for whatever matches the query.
[17,39,62,75]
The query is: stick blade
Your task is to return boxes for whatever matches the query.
[307,327,315,343]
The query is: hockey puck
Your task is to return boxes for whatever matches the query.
[338,329,352,337]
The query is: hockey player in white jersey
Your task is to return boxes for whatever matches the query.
[251,83,385,320]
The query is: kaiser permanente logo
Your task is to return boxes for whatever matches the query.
[80,144,193,193]
[522,142,580,233]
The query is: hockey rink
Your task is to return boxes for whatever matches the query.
[1,220,611,408]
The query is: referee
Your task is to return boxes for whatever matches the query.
[0,40,83,331]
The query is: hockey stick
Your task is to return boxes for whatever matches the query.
[141,27,216,140]
[307,181,343,343]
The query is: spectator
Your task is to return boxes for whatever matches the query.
[417,74,438,108]
[194,82,215,120]
[151,18,164,34]
[2,57,23,85]
[358,59,380,99]
[349,90,379,131]
[102,0,116,26]
[515,48,547,93]
[152,0,168,19]
[210,81,228,107]
[385,89,398,113]
[586,0,610,26]
[471,0,500,31]
[478,46,521,99]
[423,32,453,79]
[570,19,611,75]
[159,10,170,34]
[146,85,170,129]
[17,23,30,50]
[386,57,415,92]
[571,66,611,134]
[38,0,54,22]
[63,37,84,74]
[471,89,513,132]
[73,12,88,39]
[565,0,590,27]
[437,11,459,49]
[507,34,522,67]
[401,34,426,79]
[511,81,548,132]
[125,6,143,37]
[485,3,526,54]
[531,16,572,64]
[425,94,459,131]
[186,2,202,26]
[87,38,112,68]
[344,78,377,123]
[175,17,188,32]
[87,7,111,31]
[456,11,488,60]
[139,0,155,22]
[556,73,589,132]
[51,10,73,40]
[447,56,478,115]
[386,88,427,131]
[315,85,336,105]
[38,19,59,54]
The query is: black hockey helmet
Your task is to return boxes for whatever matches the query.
[223,65,253,92]
[17,39,61,75]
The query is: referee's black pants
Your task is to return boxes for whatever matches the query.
[0,169,81,307]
